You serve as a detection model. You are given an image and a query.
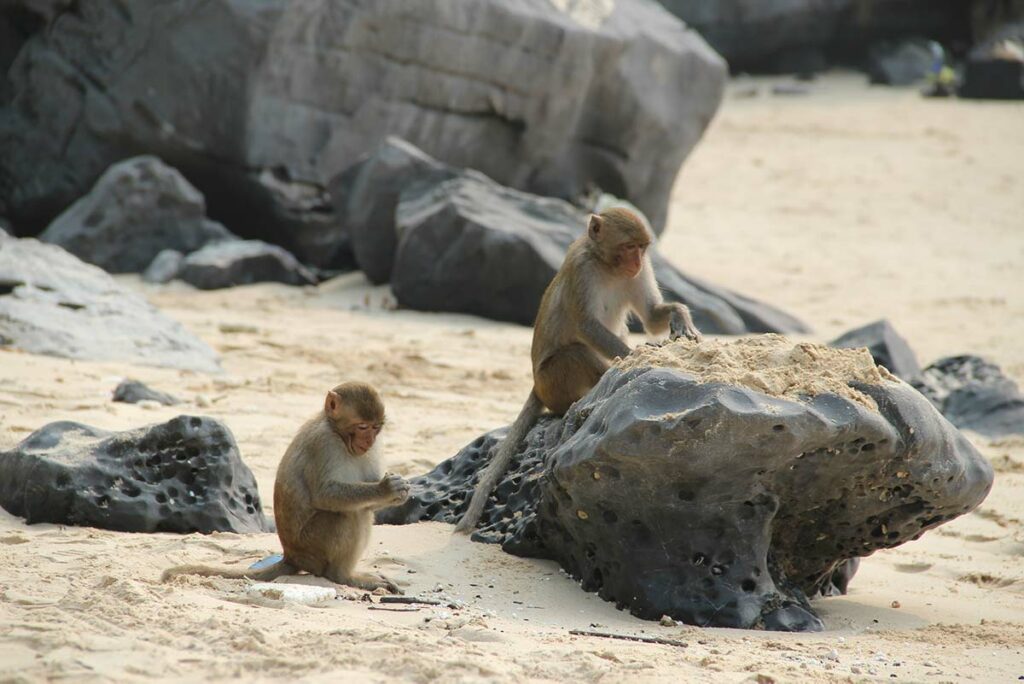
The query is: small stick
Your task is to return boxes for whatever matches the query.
[368,605,420,612]
[569,629,688,648]
[379,596,443,606]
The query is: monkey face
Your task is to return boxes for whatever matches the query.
[614,242,647,278]
[346,421,383,456]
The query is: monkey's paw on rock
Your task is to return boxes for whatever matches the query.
[378,335,994,632]
[0,416,273,534]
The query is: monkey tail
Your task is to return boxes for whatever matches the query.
[454,391,544,535]
[160,558,296,583]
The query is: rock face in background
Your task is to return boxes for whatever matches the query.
[38,156,235,273]
[865,38,939,84]
[0,416,272,533]
[0,235,221,373]
[655,0,974,72]
[912,356,1024,437]
[379,337,993,630]
[176,240,317,290]
[391,168,809,334]
[1,0,726,244]
[830,319,921,379]
[112,379,181,406]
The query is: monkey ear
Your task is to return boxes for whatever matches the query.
[588,214,603,240]
[324,390,343,420]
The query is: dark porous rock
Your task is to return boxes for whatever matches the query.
[143,249,185,284]
[38,156,236,273]
[912,355,1024,437]
[177,240,317,290]
[379,337,993,630]
[0,416,272,534]
[112,379,181,406]
[330,137,457,285]
[0,235,221,373]
[2,0,724,240]
[392,171,809,334]
[866,38,938,85]
[830,319,921,380]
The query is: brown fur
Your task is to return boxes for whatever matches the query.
[162,382,409,592]
[455,208,700,533]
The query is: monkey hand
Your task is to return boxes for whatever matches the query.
[669,318,702,344]
[379,473,410,505]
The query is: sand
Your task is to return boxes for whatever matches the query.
[1,73,1022,682]
[618,334,890,409]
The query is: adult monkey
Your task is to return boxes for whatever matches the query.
[454,208,701,533]
[163,382,409,592]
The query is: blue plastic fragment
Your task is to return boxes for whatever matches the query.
[249,553,283,570]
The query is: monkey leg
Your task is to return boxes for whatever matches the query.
[536,343,610,415]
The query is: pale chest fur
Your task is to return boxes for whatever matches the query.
[587,267,642,337]
[330,444,384,484]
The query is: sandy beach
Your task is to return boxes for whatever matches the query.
[1,74,1022,682]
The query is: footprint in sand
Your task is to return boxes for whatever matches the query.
[958,572,1018,588]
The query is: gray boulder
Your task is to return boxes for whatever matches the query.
[391,171,809,334]
[112,379,181,406]
[0,235,221,373]
[177,239,317,290]
[38,156,235,273]
[830,319,921,380]
[912,355,1024,437]
[0,415,272,533]
[379,337,993,631]
[1,0,725,240]
[866,39,938,85]
[330,137,457,285]
[143,249,185,284]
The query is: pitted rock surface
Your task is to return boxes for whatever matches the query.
[912,355,1024,437]
[379,339,993,631]
[0,416,272,534]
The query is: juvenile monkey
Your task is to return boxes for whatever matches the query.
[163,382,409,592]
[455,208,701,533]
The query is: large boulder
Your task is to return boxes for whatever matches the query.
[330,137,457,285]
[379,336,993,631]
[830,319,921,380]
[1,0,725,242]
[176,239,317,290]
[37,156,235,273]
[912,355,1024,437]
[865,38,938,85]
[0,235,221,372]
[0,415,272,533]
[391,170,808,334]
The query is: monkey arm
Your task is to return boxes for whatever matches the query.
[579,316,632,360]
[311,480,389,513]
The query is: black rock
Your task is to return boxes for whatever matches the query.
[177,240,317,290]
[379,340,992,630]
[38,156,236,273]
[960,59,1024,100]
[330,137,457,285]
[830,319,921,380]
[912,355,1024,437]
[1,0,725,239]
[0,235,221,373]
[0,416,272,534]
[112,379,181,406]
[143,249,185,284]
[866,38,938,86]
[391,170,809,334]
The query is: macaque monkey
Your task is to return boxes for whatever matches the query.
[454,208,701,533]
[163,382,410,592]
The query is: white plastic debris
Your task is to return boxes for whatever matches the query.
[246,582,337,604]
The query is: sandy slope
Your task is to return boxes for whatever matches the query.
[1,74,1022,682]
